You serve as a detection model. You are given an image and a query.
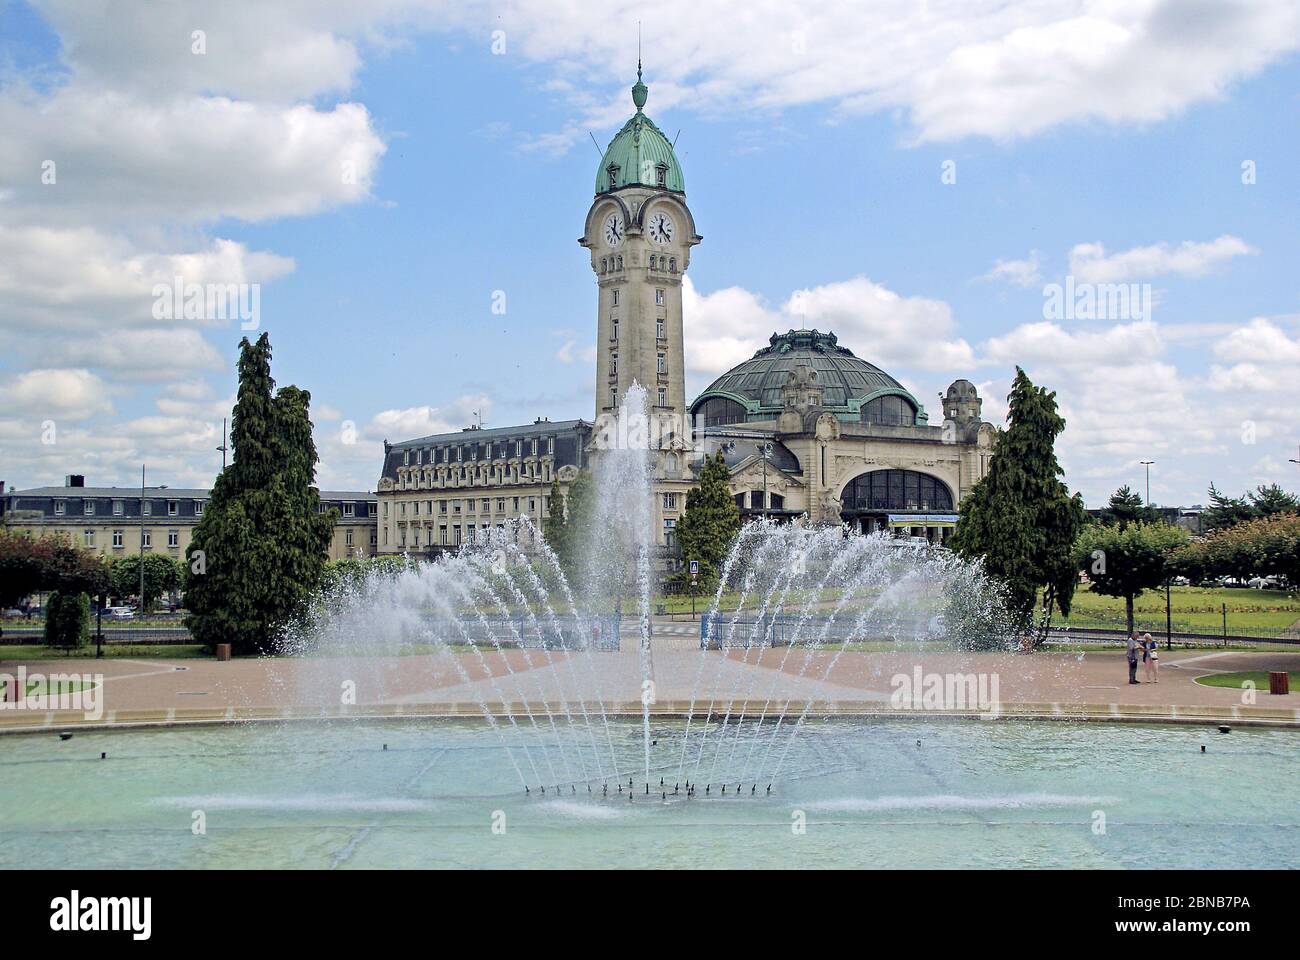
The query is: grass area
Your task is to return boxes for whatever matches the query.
[0,676,98,697]
[1056,586,1300,636]
[1194,670,1294,692]
[0,644,209,661]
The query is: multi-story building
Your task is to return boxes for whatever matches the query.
[1,476,378,561]
[689,330,995,543]
[374,419,591,555]
[374,66,998,560]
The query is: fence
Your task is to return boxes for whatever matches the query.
[0,625,193,645]
[699,612,942,649]
[451,614,623,652]
[698,613,1300,650]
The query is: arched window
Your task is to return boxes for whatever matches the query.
[696,396,747,427]
[840,470,953,512]
[600,257,607,274]
[861,394,917,426]
[669,257,676,273]
[616,255,623,270]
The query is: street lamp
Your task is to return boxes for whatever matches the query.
[761,441,773,519]
[1140,460,1155,505]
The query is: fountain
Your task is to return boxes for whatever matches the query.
[4,384,1295,868]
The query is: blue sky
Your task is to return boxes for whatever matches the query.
[1,0,1298,506]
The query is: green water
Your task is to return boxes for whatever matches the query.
[1,718,1295,868]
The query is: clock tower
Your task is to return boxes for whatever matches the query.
[580,64,699,428]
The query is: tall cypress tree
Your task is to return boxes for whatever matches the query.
[675,451,741,586]
[543,478,566,557]
[185,334,335,654]
[949,367,1085,642]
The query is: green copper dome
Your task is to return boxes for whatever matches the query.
[595,70,685,195]
[690,330,929,426]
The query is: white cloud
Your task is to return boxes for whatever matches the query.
[39,330,225,381]
[0,91,384,226]
[1067,235,1257,283]
[984,320,1164,367]
[981,251,1042,288]
[682,274,975,395]
[1,368,116,422]
[367,395,492,443]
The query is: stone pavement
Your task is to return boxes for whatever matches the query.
[1,623,1297,732]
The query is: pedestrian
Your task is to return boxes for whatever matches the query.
[1143,632,1158,683]
[1126,632,1141,684]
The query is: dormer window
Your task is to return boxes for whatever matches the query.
[655,164,667,188]
[607,164,619,189]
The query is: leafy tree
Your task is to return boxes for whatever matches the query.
[674,451,740,587]
[0,531,54,609]
[1100,485,1160,529]
[184,333,335,655]
[1077,522,1188,635]
[1175,513,1300,587]
[0,532,107,609]
[109,554,183,610]
[949,367,1086,642]
[43,591,90,650]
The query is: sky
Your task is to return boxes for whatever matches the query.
[1,0,1298,507]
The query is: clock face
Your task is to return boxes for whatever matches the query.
[647,211,675,245]
[603,212,624,248]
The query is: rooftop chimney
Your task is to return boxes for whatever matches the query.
[65,475,85,488]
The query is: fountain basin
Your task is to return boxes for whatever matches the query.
[1,717,1295,869]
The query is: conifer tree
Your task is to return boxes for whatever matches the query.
[185,334,335,654]
[675,451,740,587]
[949,367,1086,641]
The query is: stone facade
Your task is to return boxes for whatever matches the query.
[1,481,378,561]
[374,419,591,555]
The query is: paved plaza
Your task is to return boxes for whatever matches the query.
[2,620,1296,732]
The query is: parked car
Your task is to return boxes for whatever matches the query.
[1,608,27,620]
[105,606,136,620]
[1248,576,1282,590]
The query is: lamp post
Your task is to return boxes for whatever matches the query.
[1140,460,1155,505]
[138,464,146,616]
[761,441,772,519]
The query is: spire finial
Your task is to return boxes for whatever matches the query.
[631,23,648,112]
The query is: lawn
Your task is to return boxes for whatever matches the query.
[0,676,98,697]
[1054,586,1300,637]
[0,644,209,661]
[1194,670,1294,692]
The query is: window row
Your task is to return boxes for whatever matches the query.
[734,491,786,511]
[402,436,555,467]
[386,496,542,518]
[80,529,182,549]
[840,470,954,512]
[53,499,205,517]
[398,461,554,490]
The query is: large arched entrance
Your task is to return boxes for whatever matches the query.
[840,469,956,542]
